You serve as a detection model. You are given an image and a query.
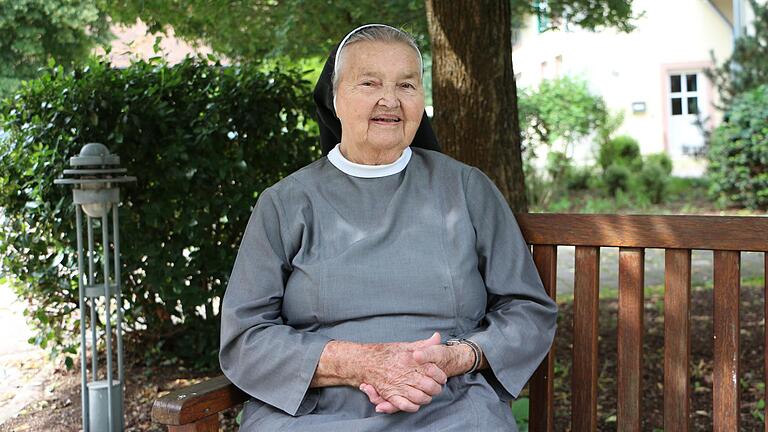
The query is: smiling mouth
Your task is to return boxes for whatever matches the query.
[370,116,402,123]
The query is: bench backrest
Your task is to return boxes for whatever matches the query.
[516,214,768,432]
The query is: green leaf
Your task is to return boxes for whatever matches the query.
[511,397,529,422]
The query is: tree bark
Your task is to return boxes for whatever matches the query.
[425,0,528,211]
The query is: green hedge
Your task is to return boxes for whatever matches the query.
[708,85,768,210]
[0,56,319,367]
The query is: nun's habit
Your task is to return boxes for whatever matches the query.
[219,25,558,431]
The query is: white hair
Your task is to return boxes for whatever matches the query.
[332,25,423,98]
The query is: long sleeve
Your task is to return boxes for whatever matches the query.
[219,187,332,416]
[462,168,558,400]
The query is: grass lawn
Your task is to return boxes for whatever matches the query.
[533,176,762,216]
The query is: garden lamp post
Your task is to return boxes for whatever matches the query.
[55,143,135,432]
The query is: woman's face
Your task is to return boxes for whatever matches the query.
[335,40,425,156]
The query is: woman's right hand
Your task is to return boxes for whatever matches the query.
[354,332,447,413]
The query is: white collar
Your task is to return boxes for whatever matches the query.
[328,144,411,178]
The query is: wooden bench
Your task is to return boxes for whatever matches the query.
[152,213,768,431]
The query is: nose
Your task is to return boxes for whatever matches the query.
[377,85,400,108]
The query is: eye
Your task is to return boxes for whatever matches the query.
[400,82,416,90]
[360,80,377,87]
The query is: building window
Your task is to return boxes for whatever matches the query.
[670,73,699,116]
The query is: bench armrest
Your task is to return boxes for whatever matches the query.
[152,375,249,428]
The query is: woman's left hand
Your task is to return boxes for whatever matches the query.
[359,336,476,414]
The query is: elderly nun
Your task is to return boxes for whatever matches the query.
[219,24,558,431]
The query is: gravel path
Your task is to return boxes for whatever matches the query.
[554,246,765,294]
[0,281,51,425]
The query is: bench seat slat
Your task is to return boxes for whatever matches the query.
[664,249,691,432]
[517,214,768,252]
[713,251,741,431]
[572,246,600,431]
[530,245,557,432]
[618,248,644,432]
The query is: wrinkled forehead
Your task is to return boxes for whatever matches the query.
[338,41,423,80]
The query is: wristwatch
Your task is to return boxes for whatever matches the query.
[445,338,482,374]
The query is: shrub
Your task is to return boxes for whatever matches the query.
[639,161,668,204]
[566,165,593,191]
[598,135,642,172]
[644,152,673,176]
[518,76,611,152]
[707,85,768,209]
[545,151,571,181]
[604,163,631,196]
[0,56,319,367]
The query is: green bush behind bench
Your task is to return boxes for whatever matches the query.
[708,84,768,210]
[0,56,319,368]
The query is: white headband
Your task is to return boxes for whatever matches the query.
[332,24,424,113]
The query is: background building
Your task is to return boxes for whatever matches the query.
[512,0,755,176]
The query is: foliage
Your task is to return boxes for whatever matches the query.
[0,56,319,367]
[105,0,636,62]
[603,163,631,196]
[511,397,530,431]
[706,0,768,107]
[637,153,673,204]
[519,76,610,153]
[0,0,111,97]
[566,165,593,191]
[638,163,667,204]
[707,85,768,210]
[106,0,429,60]
[644,152,673,176]
[597,135,642,172]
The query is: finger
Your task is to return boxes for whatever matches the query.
[359,384,385,404]
[412,346,443,365]
[421,362,448,385]
[387,394,420,413]
[412,332,441,348]
[411,374,443,396]
[402,385,433,406]
[374,401,399,414]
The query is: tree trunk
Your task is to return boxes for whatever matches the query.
[425,0,528,211]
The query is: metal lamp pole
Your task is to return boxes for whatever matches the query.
[55,143,135,432]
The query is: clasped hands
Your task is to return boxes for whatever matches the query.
[354,332,474,414]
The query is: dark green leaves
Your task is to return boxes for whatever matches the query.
[0,55,319,367]
[708,85,768,210]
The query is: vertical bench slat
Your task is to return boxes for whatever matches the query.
[572,246,600,432]
[530,245,557,432]
[664,249,691,432]
[713,250,741,431]
[618,248,645,432]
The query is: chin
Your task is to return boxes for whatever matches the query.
[367,140,409,153]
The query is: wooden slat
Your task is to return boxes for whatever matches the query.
[664,249,691,432]
[516,214,768,252]
[617,248,644,432]
[529,245,557,432]
[572,246,600,432]
[713,251,741,431]
[167,414,219,432]
[152,375,248,426]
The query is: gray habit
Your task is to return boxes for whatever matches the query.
[220,148,558,431]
